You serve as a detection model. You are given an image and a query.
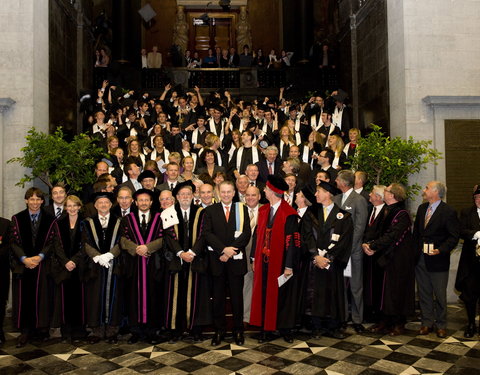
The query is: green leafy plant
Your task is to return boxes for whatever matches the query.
[8,127,106,193]
[348,124,442,196]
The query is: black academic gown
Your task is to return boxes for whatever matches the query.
[0,217,11,331]
[455,206,480,302]
[301,204,353,321]
[368,202,415,318]
[9,209,55,330]
[164,204,212,332]
[48,215,85,329]
[81,214,123,328]
[363,205,387,321]
[119,211,165,329]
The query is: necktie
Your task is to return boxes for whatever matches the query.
[31,213,38,224]
[250,181,254,186]
[122,210,127,217]
[323,206,328,221]
[285,193,291,205]
[268,206,275,226]
[170,183,174,191]
[424,206,433,228]
[100,216,108,228]
[369,206,377,226]
[225,205,230,222]
[183,211,189,248]
[268,162,273,175]
[195,199,200,205]
[56,207,62,218]
[249,208,255,228]
[141,214,147,233]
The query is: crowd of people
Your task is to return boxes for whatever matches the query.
[138,44,296,69]
[1,81,478,350]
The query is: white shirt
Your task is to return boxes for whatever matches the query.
[139,210,150,223]
[270,199,282,217]
[370,204,385,221]
[297,206,308,218]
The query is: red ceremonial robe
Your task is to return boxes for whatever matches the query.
[250,200,298,331]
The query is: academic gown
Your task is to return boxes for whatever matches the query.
[119,211,165,328]
[164,204,212,331]
[301,204,353,321]
[81,215,123,328]
[9,209,55,330]
[455,205,480,302]
[250,200,301,331]
[48,215,85,329]
[368,202,415,317]
[363,205,387,319]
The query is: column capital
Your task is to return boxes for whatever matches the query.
[0,98,15,113]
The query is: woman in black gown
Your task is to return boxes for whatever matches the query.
[49,195,86,341]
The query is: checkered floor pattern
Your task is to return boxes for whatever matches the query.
[1,305,479,375]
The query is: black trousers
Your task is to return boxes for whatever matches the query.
[212,270,244,332]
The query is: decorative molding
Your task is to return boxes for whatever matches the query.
[423,96,480,107]
[0,97,15,113]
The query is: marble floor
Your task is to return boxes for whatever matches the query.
[0,305,479,375]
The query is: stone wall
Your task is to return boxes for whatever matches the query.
[0,0,49,218]
[387,0,480,205]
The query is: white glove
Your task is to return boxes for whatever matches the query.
[93,255,101,264]
[473,231,480,240]
[99,252,114,268]
[103,252,114,262]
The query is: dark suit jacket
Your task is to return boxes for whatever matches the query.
[256,158,283,183]
[203,202,251,276]
[119,180,138,195]
[413,201,460,272]
[195,165,226,180]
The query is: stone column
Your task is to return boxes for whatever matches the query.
[236,6,252,51]
[0,99,15,217]
[0,0,49,217]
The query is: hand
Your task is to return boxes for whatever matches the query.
[136,245,149,257]
[65,261,76,271]
[313,255,330,269]
[164,83,171,91]
[222,247,238,258]
[283,268,293,277]
[219,254,229,262]
[180,252,195,262]
[23,257,37,269]
[31,255,42,265]
[194,85,200,93]
[102,80,109,89]
[362,243,374,256]
[427,248,440,256]
[110,85,117,91]
[279,87,285,93]
[128,90,135,95]
[93,255,101,264]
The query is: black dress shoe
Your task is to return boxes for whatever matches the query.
[128,334,139,344]
[16,333,28,348]
[352,323,366,333]
[310,329,322,339]
[328,329,347,339]
[234,331,244,345]
[211,331,224,346]
[193,333,205,343]
[88,335,101,344]
[106,335,118,344]
[257,331,268,343]
[283,333,294,343]
[464,324,476,338]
